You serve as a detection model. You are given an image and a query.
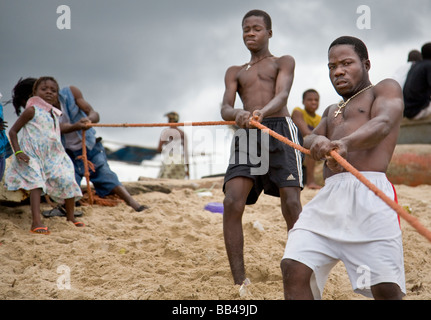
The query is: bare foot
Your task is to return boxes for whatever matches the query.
[67,218,85,227]
[134,205,149,212]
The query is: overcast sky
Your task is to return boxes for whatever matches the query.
[1,0,430,152]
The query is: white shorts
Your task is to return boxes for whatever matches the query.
[282,172,406,299]
[282,229,405,299]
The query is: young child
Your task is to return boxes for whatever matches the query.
[5,77,84,235]
[0,92,13,180]
[291,89,322,189]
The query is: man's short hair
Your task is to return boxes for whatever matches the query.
[302,89,319,100]
[421,42,431,60]
[328,36,369,61]
[407,49,422,62]
[165,111,179,123]
[242,9,272,30]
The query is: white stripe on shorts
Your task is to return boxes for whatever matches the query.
[286,116,304,188]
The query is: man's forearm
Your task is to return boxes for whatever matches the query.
[87,111,100,123]
[340,116,391,152]
[60,122,78,134]
[260,92,289,118]
[303,133,319,150]
[221,105,240,121]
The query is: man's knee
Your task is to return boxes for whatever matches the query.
[281,258,313,284]
[280,188,301,210]
[281,258,314,299]
[281,259,303,279]
[223,195,246,219]
[280,258,290,277]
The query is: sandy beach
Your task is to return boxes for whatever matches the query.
[1,175,431,300]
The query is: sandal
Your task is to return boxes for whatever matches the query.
[42,205,83,218]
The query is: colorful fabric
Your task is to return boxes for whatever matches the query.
[26,96,62,116]
[5,103,82,203]
[0,102,12,159]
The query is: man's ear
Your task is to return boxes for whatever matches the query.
[268,29,273,39]
[364,59,371,71]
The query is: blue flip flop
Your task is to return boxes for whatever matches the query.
[42,206,83,217]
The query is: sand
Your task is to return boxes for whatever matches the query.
[1,177,431,300]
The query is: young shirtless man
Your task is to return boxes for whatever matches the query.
[281,36,405,300]
[221,10,303,287]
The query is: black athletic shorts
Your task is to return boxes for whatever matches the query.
[223,117,304,205]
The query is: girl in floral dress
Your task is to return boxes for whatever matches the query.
[5,77,83,234]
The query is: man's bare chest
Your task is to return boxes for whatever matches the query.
[327,102,372,138]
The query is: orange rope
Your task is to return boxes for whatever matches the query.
[79,189,123,207]
[250,120,311,155]
[78,118,431,243]
[81,130,94,205]
[79,120,235,207]
[329,151,431,242]
[249,118,431,243]
[86,121,236,128]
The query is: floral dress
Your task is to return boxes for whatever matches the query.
[5,99,82,203]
